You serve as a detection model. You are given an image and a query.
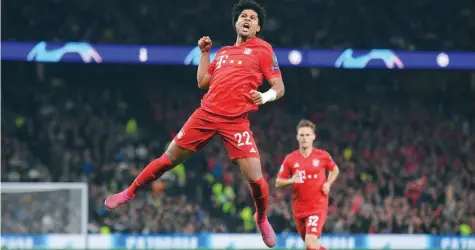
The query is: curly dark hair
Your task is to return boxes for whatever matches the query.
[231,0,266,33]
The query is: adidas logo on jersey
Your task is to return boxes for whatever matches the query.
[293,163,300,168]
[249,147,256,153]
[311,227,317,233]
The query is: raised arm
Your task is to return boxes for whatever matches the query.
[197,52,212,89]
[197,36,213,89]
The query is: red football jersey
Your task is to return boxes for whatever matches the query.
[277,148,336,218]
[201,37,281,117]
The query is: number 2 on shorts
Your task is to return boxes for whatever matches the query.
[307,215,319,226]
[234,132,252,147]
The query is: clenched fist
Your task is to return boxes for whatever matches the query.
[291,171,304,184]
[198,36,212,52]
[250,90,264,105]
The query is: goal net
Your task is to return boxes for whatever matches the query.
[1,182,88,249]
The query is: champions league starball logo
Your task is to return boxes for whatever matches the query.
[27,41,102,63]
[184,46,218,66]
[334,49,404,69]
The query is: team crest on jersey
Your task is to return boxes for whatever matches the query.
[243,48,252,55]
[312,159,320,167]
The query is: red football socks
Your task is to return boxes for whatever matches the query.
[248,178,269,222]
[126,153,173,197]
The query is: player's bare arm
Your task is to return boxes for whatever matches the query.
[197,36,212,89]
[276,171,301,189]
[322,165,340,195]
[267,76,285,99]
[251,76,285,105]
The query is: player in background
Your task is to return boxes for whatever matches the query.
[105,0,284,247]
[276,120,340,250]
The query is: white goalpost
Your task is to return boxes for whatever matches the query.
[1,182,89,249]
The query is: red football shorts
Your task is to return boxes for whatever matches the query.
[174,108,260,160]
[294,211,327,240]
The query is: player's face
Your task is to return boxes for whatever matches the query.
[297,127,316,149]
[235,9,261,38]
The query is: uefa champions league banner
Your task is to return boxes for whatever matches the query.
[0,234,111,249]
[2,41,475,69]
[2,234,475,249]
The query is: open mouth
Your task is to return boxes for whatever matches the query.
[242,23,250,32]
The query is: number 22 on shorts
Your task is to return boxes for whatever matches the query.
[307,215,319,227]
[234,131,252,147]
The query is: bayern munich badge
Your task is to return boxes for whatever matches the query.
[312,159,320,167]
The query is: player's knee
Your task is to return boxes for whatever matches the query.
[236,157,263,181]
[305,234,320,249]
[165,140,193,165]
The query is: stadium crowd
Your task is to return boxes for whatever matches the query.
[3,0,474,50]
[2,0,475,237]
